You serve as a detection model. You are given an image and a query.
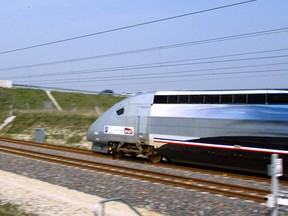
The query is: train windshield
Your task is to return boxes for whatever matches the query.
[116,108,124,115]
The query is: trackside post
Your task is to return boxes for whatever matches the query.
[35,128,45,143]
[267,154,288,215]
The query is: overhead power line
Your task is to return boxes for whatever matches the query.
[1,26,287,72]
[18,68,288,84]
[25,71,286,88]
[99,71,288,87]
[0,0,256,55]
[5,53,288,81]
[38,63,288,83]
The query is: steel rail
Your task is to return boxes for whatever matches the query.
[2,136,287,187]
[0,136,92,155]
[0,144,268,203]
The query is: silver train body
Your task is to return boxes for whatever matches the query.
[87,89,288,176]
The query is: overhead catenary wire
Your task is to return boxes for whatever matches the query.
[5,53,288,81]
[0,0,256,55]
[87,71,288,87]
[12,59,288,82]
[9,62,288,82]
[15,69,288,90]
[20,68,288,84]
[1,27,288,73]
[4,48,288,80]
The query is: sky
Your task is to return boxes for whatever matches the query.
[0,0,288,94]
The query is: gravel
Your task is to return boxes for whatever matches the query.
[1,143,288,215]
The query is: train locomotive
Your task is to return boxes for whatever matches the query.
[87,89,288,177]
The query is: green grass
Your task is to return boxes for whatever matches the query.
[0,87,123,147]
[0,87,51,124]
[0,88,48,110]
[0,112,97,146]
[52,91,123,113]
[0,202,37,216]
[0,87,123,114]
[1,113,95,133]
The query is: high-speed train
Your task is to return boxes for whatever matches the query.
[87,89,288,176]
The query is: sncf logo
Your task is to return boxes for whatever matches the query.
[124,128,134,135]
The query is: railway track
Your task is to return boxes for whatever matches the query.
[1,137,286,184]
[0,138,271,203]
[0,137,92,155]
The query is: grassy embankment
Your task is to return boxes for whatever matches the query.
[0,87,123,147]
[0,88,124,214]
[0,202,37,216]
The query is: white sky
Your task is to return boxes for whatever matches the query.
[0,0,288,94]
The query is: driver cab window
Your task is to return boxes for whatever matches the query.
[116,108,124,115]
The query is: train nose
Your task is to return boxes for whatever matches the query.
[86,121,100,142]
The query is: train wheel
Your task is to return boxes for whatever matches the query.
[149,154,163,163]
[112,151,123,159]
[130,153,138,158]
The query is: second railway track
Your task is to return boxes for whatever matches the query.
[0,139,271,203]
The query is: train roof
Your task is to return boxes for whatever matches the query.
[155,89,288,95]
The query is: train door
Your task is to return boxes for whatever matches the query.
[137,106,150,143]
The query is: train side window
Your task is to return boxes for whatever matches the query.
[205,95,220,104]
[153,95,168,104]
[247,94,266,104]
[168,95,178,104]
[234,94,247,104]
[116,108,124,115]
[267,94,288,104]
[220,95,233,104]
[178,95,189,104]
[189,95,204,104]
